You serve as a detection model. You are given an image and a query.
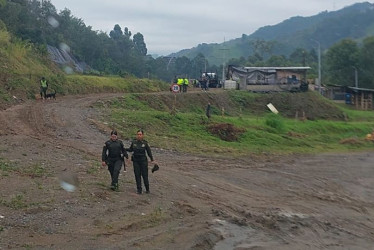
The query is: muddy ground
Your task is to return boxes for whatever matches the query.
[0,93,374,250]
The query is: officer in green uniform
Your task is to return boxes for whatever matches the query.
[102,130,128,191]
[127,129,154,194]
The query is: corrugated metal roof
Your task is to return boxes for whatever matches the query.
[242,67,311,70]
[347,86,374,92]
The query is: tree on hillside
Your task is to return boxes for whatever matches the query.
[175,56,192,76]
[325,39,359,86]
[109,24,123,40]
[0,0,43,43]
[289,48,307,65]
[227,57,247,67]
[266,55,289,67]
[108,24,137,74]
[247,53,263,65]
[191,53,207,76]
[249,39,276,59]
[133,32,147,56]
[123,27,131,39]
[359,36,374,88]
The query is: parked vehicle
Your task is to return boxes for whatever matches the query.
[198,72,222,88]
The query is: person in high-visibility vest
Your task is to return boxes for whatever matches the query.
[177,78,184,92]
[40,77,48,99]
[183,78,189,93]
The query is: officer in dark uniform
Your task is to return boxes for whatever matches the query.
[102,130,128,191]
[127,129,154,194]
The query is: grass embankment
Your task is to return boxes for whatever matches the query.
[98,90,374,156]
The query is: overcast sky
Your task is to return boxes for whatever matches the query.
[49,0,370,56]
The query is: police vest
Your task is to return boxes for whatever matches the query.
[40,80,47,88]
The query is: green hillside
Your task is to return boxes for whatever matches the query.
[173,2,374,65]
[0,23,60,107]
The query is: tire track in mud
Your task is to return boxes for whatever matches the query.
[164,150,374,249]
[0,94,124,155]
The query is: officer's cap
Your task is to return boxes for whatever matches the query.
[152,164,159,173]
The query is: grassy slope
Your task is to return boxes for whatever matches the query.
[98,91,374,156]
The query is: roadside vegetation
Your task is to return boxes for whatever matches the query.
[96,90,374,156]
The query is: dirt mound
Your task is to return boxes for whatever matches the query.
[207,123,246,141]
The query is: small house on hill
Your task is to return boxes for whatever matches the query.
[226,66,310,92]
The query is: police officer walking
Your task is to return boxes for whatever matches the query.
[102,130,128,191]
[127,129,155,194]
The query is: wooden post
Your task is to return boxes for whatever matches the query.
[171,93,177,115]
[361,92,364,110]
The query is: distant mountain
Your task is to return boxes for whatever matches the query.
[171,2,374,66]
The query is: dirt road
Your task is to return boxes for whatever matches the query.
[1,94,374,249]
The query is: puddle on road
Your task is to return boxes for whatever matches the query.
[212,210,310,249]
[212,219,255,250]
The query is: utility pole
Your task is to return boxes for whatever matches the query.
[353,66,358,88]
[302,50,306,83]
[311,39,322,94]
[219,38,229,87]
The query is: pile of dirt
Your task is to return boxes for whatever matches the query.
[207,123,246,141]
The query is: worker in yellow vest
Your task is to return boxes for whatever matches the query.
[40,77,48,100]
[177,78,184,92]
[183,78,189,93]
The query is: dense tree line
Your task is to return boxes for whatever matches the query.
[0,0,149,76]
[0,0,218,82]
[325,37,374,88]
